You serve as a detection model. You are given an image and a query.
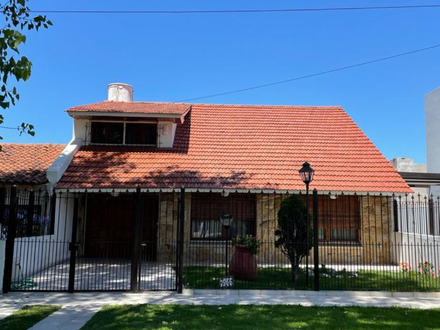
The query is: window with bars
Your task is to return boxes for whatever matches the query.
[317,195,361,243]
[190,193,256,240]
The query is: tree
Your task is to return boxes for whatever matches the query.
[0,0,52,149]
[275,195,313,283]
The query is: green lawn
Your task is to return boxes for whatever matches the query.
[81,305,440,330]
[183,266,440,292]
[0,305,60,330]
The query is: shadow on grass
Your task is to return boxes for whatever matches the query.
[81,305,440,330]
[183,267,440,292]
[0,305,60,330]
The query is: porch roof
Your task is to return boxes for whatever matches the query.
[57,103,412,193]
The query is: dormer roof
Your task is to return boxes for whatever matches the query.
[67,101,191,123]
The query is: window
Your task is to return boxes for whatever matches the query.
[318,195,360,243]
[90,122,158,145]
[125,123,157,145]
[91,122,123,144]
[191,193,256,240]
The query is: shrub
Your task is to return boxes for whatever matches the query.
[275,194,313,283]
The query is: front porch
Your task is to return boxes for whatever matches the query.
[13,258,175,291]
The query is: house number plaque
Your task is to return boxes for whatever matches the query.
[219,276,234,288]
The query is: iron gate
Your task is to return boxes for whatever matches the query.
[2,186,185,293]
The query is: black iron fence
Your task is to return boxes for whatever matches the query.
[1,187,180,293]
[2,186,440,293]
[183,190,440,292]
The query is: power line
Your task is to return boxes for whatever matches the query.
[30,4,440,15]
[178,43,440,102]
[0,125,18,130]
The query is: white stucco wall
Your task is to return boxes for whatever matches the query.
[158,121,177,148]
[392,232,440,273]
[425,87,440,196]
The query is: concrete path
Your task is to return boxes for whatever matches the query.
[1,290,440,330]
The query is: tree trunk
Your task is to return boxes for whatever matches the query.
[291,261,299,283]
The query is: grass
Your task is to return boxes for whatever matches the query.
[0,305,61,330]
[183,266,440,292]
[81,304,440,330]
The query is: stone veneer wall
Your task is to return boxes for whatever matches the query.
[156,193,393,266]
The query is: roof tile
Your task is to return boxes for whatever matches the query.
[0,144,65,185]
[58,104,411,193]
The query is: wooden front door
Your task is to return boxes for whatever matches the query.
[84,193,158,259]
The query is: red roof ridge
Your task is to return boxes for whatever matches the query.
[68,100,343,109]
[190,103,343,109]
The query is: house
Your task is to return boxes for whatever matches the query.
[2,83,414,292]
[59,83,410,261]
[0,143,65,236]
[0,144,64,292]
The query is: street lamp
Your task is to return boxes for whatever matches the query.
[299,161,314,286]
[220,214,234,276]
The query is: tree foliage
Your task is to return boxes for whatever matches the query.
[0,0,52,148]
[275,194,313,283]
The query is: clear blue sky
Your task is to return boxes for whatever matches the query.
[1,0,440,164]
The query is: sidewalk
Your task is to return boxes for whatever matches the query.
[1,290,440,330]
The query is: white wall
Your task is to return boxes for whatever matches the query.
[392,232,440,273]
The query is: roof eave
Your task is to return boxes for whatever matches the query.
[67,110,188,124]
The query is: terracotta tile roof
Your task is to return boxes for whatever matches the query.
[67,101,191,116]
[57,104,411,193]
[0,144,65,185]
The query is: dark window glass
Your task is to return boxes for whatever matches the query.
[125,123,157,145]
[91,122,123,144]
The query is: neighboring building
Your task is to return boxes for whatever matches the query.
[0,144,65,189]
[390,85,440,196]
[390,158,427,174]
[390,157,428,196]
[0,143,65,235]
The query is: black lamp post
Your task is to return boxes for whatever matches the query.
[299,161,315,286]
[220,214,234,277]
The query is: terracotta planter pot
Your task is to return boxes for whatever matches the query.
[229,244,257,281]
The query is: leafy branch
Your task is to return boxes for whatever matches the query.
[0,0,52,148]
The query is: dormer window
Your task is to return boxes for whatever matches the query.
[90,121,157,146]
[91,122,123,144]
[125,123,157,145]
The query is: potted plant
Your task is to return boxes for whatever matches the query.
[229,235,260,281]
